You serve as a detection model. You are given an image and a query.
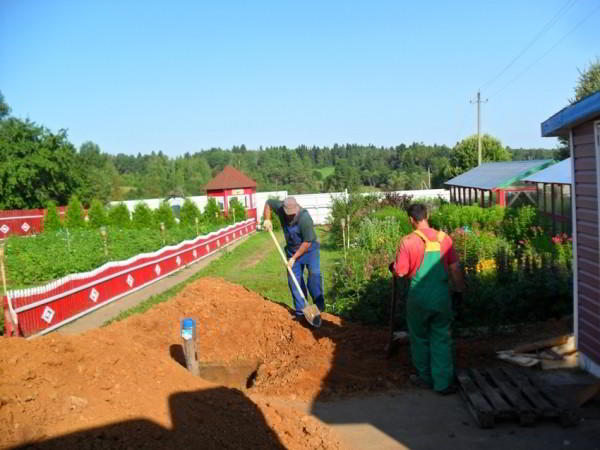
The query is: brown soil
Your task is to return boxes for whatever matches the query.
[0,277,570,449]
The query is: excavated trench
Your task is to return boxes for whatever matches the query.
[170,343,262,389]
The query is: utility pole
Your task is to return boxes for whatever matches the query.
[470,90,488,166]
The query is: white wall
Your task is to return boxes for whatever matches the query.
[111,188,449,226]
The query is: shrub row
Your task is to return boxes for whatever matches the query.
[44,196,247,232]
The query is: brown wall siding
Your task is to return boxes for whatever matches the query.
[573,119,600,366]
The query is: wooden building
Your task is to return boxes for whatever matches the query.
[541,91,600,377]
[204,166,258,219]
[445,160,554,208]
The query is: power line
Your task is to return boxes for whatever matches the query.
[480,0,577,90]
[490,2,600,98]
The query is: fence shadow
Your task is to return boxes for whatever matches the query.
[12,387,285,450]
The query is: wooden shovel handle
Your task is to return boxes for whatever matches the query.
[268,229,306,301]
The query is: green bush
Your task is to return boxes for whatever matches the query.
[87,199,108,229]
[328,193,378,247]
[108,203,131,228]
[154,201,176,229]
[371,206,410,222]
[44,201,62,232]
[203,197,223,225]
[132,202,154,229]
[228,198,247,222]
[66,195,86,229]
[179,199,202,227]
[328,202,573,331]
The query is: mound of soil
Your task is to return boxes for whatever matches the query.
[0,277,570,449]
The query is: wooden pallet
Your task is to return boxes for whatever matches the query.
[457,368,580,429]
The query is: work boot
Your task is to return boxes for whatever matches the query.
[409,374,432,389]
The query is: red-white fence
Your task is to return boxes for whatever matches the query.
[0,208,67,237]
[3,219,257,337]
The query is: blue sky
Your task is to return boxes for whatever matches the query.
[1,0,599,155]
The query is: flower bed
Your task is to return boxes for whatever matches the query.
[326,200,573,331]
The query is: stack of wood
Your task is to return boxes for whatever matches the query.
[497,335,578,370]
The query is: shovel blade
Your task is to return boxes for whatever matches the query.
[302,304,322,328]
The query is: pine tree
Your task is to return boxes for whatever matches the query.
[108,203,131,228]
[132,202,154,229]
[44,201,62,232]
[88,199,108,228]
[66,195,86,229]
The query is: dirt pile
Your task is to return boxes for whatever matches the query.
[0,278,347,449]
[0,277,570,449]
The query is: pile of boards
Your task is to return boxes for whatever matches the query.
[496,335,578,369]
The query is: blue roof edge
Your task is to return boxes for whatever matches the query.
[541,91,600,137]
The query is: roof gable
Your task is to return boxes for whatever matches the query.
[204,165,257,191]
[445,160,554,190]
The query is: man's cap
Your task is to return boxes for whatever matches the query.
[283,197,300,215]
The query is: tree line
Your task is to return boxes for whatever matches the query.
[0,92,562,210]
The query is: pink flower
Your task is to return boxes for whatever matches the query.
[552,236,561,244]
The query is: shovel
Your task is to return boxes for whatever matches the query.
[268,229,322,328]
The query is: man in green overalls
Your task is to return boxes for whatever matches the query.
[391,203,465,394]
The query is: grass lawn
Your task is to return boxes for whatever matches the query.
[106,227,341,325]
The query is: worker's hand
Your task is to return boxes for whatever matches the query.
[263,219,273,232]
[388,262,395,275]
[287,257,296,270]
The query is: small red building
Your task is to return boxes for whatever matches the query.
[204,166,257,219]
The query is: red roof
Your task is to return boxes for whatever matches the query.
[204,165,257,191]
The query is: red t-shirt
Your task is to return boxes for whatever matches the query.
[394,227,459,279]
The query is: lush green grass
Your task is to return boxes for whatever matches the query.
[105,228,341,325]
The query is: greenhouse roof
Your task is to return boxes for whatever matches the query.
[445,160,554,190]
[523,158,571,185]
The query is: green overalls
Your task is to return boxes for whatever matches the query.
[406,230,454,392]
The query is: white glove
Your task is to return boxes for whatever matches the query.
[263,219,273,232]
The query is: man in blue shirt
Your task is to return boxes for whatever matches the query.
[263,197,325,319]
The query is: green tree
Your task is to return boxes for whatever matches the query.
[44,201,62,232]
[203,197,222,225]
[132,202,154,229]
[573,58,600,102]
[0,118,81,209]
[556,58,600,160]
[0,91,10,120]
[66,195,86,229]
[154,201,176,229]
[179,198,202,226]
[76,141,116,205]
[446,134,511,179]
[108,203,131,228]
[88,199,108,228]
